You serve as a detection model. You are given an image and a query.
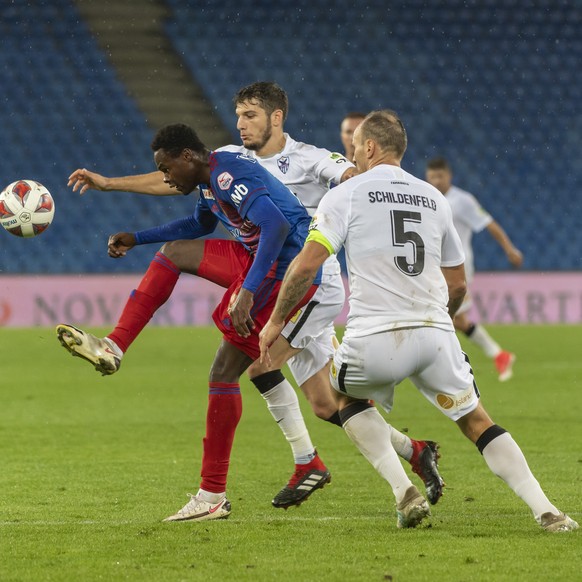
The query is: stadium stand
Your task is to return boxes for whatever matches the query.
[164,0,581,272]
[0,0,194,273]
[0,0,579,273]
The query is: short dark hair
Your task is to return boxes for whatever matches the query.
[426,157,451,172]
[360,110,407,159]
[343,111,367,121]
[150,124,207,158]
[233,81,289,121]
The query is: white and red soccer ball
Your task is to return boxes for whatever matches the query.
[0,180,55,237]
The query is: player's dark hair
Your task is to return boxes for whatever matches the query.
[426,157,451,172]
[150,124,208,158]
[360,110,407,159]
[233,81,289,121]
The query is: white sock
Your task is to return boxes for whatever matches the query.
[390,428,414,462]
[197,489,225,503]
[469,325,501,359]
[481,432,559,522]
[261,380,316,465]
[343,407,413,503]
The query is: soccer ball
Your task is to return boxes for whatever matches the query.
[0,180,55,237]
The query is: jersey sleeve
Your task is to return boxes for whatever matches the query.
[306,183,350,254]
[211,154,269,218]
[306,145,354,188]
[134,196,217,244]
[461,192,493,233]
[441,201,466,267]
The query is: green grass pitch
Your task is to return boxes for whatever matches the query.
[1,325,580,581]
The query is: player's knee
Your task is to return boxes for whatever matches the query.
[159,240,203,274]
[453,316,471,334]
[456,403,495,443]
[306,396,337,420]
[159,241,182,266]
[208,345,250,384]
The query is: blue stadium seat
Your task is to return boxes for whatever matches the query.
[0,0,579,273]
[162,0,581,272]
[0,0,192,274]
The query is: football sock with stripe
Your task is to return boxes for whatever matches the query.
[477,425,559,522]
[465,323,501,359]
[324,411,342,426]
[389,428,414,462]
[334,407,415,462]
[108,252,180,352]
[200,382,242,494]
[251,370,316,465]
[340,402,413,503]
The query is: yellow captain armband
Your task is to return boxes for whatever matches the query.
[306,229,334,256]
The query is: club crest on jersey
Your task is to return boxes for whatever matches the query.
[217,172,234,190]
[277,156,290,174]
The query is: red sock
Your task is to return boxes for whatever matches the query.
[108,252,180,352]
[200,383,243,493]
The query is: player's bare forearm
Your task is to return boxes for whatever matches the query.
[271,242,329,324]
[487,221,523,267]
[447,294,465,318]
[272,265,315,324]
[106,172,177,196]
[68,169,175,196]
[442,263,467,318]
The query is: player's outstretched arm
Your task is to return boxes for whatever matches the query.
[486,220,523,268]
[68,169,176,196]
[442,263,467,318]
[260,241,330,364]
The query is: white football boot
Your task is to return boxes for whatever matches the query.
[56,324,122,375]
[541,512,579,532]
[164,494,231,522]
[396,486,431,529]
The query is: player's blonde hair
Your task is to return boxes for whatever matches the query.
[360,110,407,159]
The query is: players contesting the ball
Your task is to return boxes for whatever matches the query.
[260,110,578,531]
[59,83,444,519]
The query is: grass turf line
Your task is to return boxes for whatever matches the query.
[1,325,580,581]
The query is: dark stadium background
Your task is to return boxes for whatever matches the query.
[0,0,579,274]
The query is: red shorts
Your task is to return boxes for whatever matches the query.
[198,239,318,360]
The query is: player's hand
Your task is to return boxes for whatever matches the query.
[108,232,136,258]
[259,319,285,366]
[507,247,523,268]
[68,168,110,195]
[228,288,255,338]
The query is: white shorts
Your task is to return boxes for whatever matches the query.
[283,269,345,387]
[330,327,480,421]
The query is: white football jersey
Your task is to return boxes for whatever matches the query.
[311,164,465,337]
[444,185,492,282]
[217,134,353,216]
[218,135,354,278]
